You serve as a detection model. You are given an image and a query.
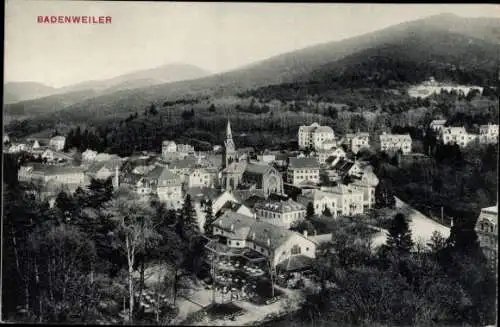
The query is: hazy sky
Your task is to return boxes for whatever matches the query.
[5,1,500,88]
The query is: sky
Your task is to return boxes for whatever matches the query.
[4,1,500,88]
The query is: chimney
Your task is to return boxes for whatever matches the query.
[303,230,308,238]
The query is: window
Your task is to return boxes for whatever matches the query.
[291,245,301,255]
[236,242,240,246]
[306,247,309,251]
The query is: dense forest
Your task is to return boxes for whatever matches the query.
[265,212,496,327]
[2,178,208,323]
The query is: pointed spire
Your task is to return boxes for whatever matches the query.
[226,119,233,140]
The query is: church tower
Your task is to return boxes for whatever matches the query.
[222,120,237,168]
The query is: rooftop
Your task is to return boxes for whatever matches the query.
[254,199,305,213]
[288,157,320,169]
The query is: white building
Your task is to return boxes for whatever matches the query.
[287,157,320,185]
[316,147,346,166]
[8,143,27,153]
[344,133,370,154]
[254,199,306,229]
[380,132,412,154]
[429,120,447,133]
[186,167,217,188]
[479,124,499,145]
[3,134,10,144]
[440,126,478,147]
[49,136,66,151]
[298,123,335,150]
[475,205,498,263]
[82,149,98,162]
[298,184,364,218]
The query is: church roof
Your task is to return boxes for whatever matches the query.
[244,162,272,175]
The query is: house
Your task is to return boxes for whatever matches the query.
[3,134,10,144]
[186,167,217,188]
[18,163,86,188]
[286,157,320,186]
[135,165,183,208]
[216,201,254,219]
[430,120,447,133]
[330,158,355,180]
[94,153,121,162]
[316,147,346,166]
[254,199,306,229]
[86,159,123,180]
[475,205,498,263]
[379,132,412,154]
[298,184,364,217]
[162,140,177,156]
[41,149,73,163]
[298,123,335,150]
[8,143,28,153]
[82,149,98,162]
[168,156,198,178]
[257,152,276,164]
[344,132,370,154]
[210,211,317,268]
[177,144,195,155]
[440,126,471,147]
[49,136,66,151]
[349,170,379,210]
[479,124,499,145]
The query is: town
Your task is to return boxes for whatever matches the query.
[3,116,498,325]
[3,3,499,327]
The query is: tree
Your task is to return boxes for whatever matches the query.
[306,202,315,219]
[203,199,215,237]
[149,103,158,116]
[375,179,396,208]
[177,194,198,238]
[427,231,447,254]
[386,213,414,254]
[102,189,160,323]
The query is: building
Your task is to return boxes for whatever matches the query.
[440,126,479,148]
[430,120,447,133]
[177,143,195,155]
[3,134,10,144]
[41,149,73,164]
[298,184,364,217]
[135,165,183,208]
[18,164,86,188]
[82,149,98,162]
[85,159,123,180]
[474,205,498,263]
[49,136,66,151]
[221,121,284,197]
[8,143,28,153]
[210,212,317,268]
[479,124,499,145]
[380,132,412,154]
[287,157,320,186]
[316,147,346,166]
[257,152,276,164]
[162,140,177,160]
[348,170,379,210]
[254,199,306,229]
[186,167,218,188]
[344,133,370,154]
[298,123,335,150]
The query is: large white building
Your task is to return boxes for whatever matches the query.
[287,157,320,185]
[298,123,335,150]
[49,136,66,151]
[254,199,306,229]
[344,133,370,154]
[475,205,498,263]
[479,124,499,145]
[297,184,364,218]
[430,120,447,133]
[440,126,478,148]
[380,133,412,154]
[316,147,346,166]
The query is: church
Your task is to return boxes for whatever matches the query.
[220,120,283,198]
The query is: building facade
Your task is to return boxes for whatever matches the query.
[298,123,335,150]
[254,199,306,229]
[474,205,498,263]
[287,157,320,186]
[380,133,412,154]
[479,124,499,145]
[49,136,66,151]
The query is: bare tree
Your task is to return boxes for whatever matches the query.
[102,188,160,323]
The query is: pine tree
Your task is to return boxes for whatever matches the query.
[178,194,198,238]
[386,213,414,254]
[306,202,315,218]
[203,199,215,237]
[322,206,333,217]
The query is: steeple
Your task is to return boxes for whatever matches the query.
[226,120,233,140]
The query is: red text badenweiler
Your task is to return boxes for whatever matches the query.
[37,16,112,24]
